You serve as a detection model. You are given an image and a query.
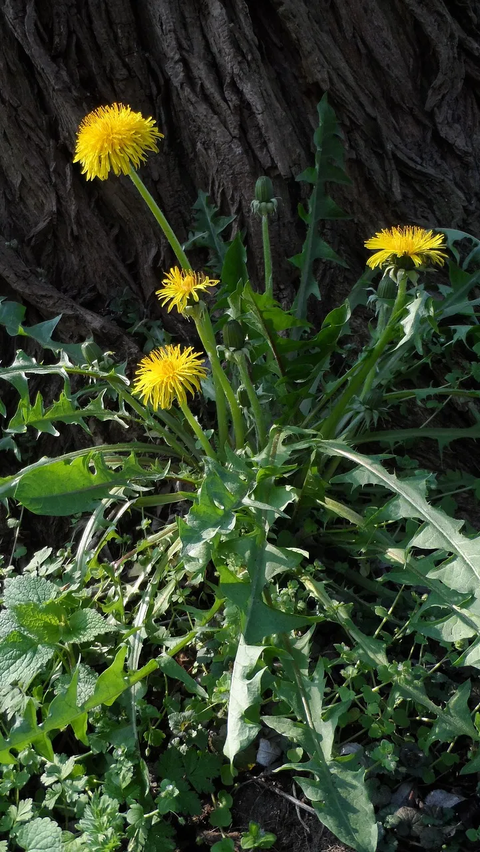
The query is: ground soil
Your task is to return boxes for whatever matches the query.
[192,774,351,852]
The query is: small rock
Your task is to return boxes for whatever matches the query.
[424,789,466,809]
[256,737,282,767]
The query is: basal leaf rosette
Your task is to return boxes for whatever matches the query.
[74,103,164,181]
[365,226,447,272]
[156,267,219,315]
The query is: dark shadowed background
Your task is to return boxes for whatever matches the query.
[1,0,479,355]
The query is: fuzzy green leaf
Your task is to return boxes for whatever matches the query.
[15,817,63,852]
[62,609,116,644]
[0,632,54,689]
[13,603,64,644]
[4,575,60,607]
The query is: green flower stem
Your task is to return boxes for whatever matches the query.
[114,385,198,465]
[196,363,228,454]
[359,302,390,402]
[129,169,190,269]
[319,274,408,440]
[178,399,216,459]
[213,375,229,453]
[233,351,267,449]
[191,305,245,450]
[261,214,273,299]
[190,306,229,451]
[155,407,199,455]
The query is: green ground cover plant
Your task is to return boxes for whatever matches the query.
[1,97,480,851]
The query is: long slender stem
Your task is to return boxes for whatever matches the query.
[128,169,190,269]
[261,214,273,299]
[359,301,390,402]
[233,352,267,449]
[319,275,408,439]
[128,170,233,453]
[179,400,216,459]
[192,305,245,450]
[116,386,198,465]
[210,369,229,453]
[193,309,229,451]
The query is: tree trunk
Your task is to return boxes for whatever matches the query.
[1,0,479,354]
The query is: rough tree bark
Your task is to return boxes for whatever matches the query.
[1,0,479,353]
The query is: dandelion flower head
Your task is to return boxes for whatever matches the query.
[74,103,164,181]
[156,267,219,315]
[133,344,207,410]
[365,226,447,270]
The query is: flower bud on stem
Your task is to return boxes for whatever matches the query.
[252,177,277,299]
[262,214,273,300]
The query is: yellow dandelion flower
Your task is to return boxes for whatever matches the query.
[73,103,164,181]
[133,344,207,410]
[156,267,219,315]
[365,226,447,270]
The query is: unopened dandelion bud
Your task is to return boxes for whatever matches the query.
[251,177,278,217]
[222,320,245,352]
[255,176,274,203]
[377,277,397,300]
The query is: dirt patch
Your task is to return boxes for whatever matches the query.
[229,776,350,852]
